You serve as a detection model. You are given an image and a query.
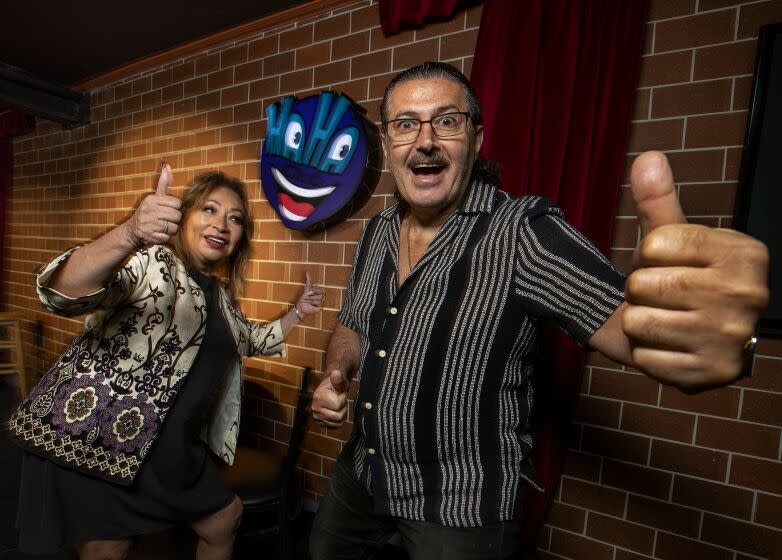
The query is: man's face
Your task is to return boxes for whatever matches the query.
[383,78,483,213]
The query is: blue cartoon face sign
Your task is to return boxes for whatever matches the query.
[261,92,381,230]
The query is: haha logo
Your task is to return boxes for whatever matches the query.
[261,92,381,230]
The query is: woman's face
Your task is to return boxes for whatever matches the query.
[182,185,245,273]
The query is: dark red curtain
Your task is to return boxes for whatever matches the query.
[470,0,647,549]
[0,111,34,292]
[379,0,462,34]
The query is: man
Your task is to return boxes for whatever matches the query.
[309,62,768,559]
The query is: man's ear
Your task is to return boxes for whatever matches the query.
[474,124,484,157]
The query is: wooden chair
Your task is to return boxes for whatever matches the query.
[222,367,312,559]
[0,313,26,397]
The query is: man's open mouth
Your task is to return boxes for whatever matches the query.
[271,168,336,222]
[410,162,446,177]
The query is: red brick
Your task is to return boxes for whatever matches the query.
[648,0,696,21]
[314,13,350,41]
[440,30,478,61]
[737,1,782,39]
[296,43,331,70]
[639,51,692,87]
[631,90,650,122]
[393,38,439,71]
[280,24,313,52]
[654,10,736,52]
[280,68,314,94]
[602,459,672,500]
[650,440,728,481]
[672,474,753,520]
[587,512,655,554]
[589,369,660,405]
[739,356,782,392]
[546,501,586,533]
[333,31,370,60]
[627,119,684,152]
[220,44,247,69]
[575,395,620,428]
[732,76,753,111]
[263,51,295,77]
[730,454,782,494]
[678,182,737,215]
[666,149,725,182]
[694,40,757,80]
[418,12,467,40]
[561,450,602,482]
[370,26,415,51]
[627,494,700,537]
[550,529,614,560]
[351,50,392,79]
[654,531,733,560]
[249,36,278,60]
[697,416,780,458]
[741,389,782,426]
[621,403,695,442]
[560,477,627,517]
[685,112,748,149]
[582,425,650,465]
[701,512,782,558]
[651,79,733,118]
[757,492,782,531]
[350,4,378,33]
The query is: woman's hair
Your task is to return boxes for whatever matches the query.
[168,171,254,297]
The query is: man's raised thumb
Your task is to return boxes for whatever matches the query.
[630,151,686,236]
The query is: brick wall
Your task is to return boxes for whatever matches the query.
[2,0,781,557]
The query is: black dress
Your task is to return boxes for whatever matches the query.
[16,271,237,553]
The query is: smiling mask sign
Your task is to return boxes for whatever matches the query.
[261,92,381,231]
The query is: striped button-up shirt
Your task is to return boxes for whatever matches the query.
[337,179,625,527]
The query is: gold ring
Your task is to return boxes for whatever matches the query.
[740,335,758,378]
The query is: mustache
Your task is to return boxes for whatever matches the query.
[407,153,449,168]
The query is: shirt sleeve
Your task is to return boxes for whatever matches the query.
[337,217,377,334]
[247,319,287,357]
[513,200,625,346]
[36,246,150,317]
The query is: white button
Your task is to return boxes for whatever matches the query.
[364,402,373,410]
[367,447,376,455]
[388,307,398,315]
[376,349,387,358]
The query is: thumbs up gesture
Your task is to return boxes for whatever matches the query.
[312,368,350,428]
[621,151,769,388]
[123,163,183,249]
[295,272,325,318]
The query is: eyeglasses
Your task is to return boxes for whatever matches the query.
[384,112,471,143]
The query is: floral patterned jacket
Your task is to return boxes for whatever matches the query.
[6,245,286,485]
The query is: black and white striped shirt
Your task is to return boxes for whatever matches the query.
[337,179,625,527]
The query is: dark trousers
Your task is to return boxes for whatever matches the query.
[309,462,521,560]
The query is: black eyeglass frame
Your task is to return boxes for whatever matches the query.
[383,111,472,142]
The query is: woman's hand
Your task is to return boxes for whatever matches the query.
[295,272,325,317]
[122,163,182,249]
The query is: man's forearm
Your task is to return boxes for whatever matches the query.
[325,323,361,381]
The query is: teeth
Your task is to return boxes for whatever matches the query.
[271,168,335,198]
[280,206,307,222]
[206,237,227,245]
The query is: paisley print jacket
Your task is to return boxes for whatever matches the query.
[6,245,286,485]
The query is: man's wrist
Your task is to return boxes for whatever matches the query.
[293,305,305,321]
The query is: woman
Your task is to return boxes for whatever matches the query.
[6,165,324,559]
